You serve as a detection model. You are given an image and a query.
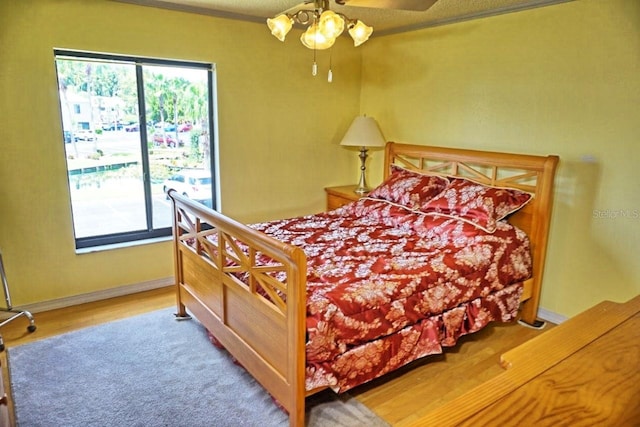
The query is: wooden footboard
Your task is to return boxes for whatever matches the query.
[168,191,308,426]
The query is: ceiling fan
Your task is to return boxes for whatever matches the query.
[268,0,439,48]
[267,0,438,79]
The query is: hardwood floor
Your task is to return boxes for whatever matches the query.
[352,318,553,426]
[0,287,552,426]
[0,287,175,348]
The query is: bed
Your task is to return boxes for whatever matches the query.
[168,142,559,426]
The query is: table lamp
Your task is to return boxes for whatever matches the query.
[340,115,385,194]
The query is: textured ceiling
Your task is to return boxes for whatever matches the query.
[114,0,573,35]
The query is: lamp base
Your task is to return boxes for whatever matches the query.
[354,186,370,195]
[354,147,370,195]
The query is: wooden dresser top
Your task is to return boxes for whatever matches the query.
[407,295,640,426]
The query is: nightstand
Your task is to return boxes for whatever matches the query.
[325,185,362,210]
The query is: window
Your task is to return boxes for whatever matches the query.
[55,50,216,249]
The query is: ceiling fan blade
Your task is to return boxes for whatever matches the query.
[338,0,438,11]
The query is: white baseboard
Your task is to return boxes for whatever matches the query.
[16,277,174,314]
[14,279,569,326]
[537,306,568,325]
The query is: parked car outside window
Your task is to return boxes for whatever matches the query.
[163,169,212,207]
[75,129,97,141]
[178,122,193,132]
[101,122,123,131]
[124,123,139,132]
[152,133,183,148]
[154,122,176,132]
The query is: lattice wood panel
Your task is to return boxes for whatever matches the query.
[392,154,539,192]
[175,205,289,316]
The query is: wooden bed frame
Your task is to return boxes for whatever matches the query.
[168,142,559,426]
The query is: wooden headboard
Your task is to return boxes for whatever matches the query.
[385,142,559,325]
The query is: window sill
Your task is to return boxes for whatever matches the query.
[75,235,172,255]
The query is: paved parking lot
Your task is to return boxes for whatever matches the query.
[70,178,172,238]
[64,129,206,238]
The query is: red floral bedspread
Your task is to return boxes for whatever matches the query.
[249,198,531,392]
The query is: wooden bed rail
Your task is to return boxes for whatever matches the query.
[168,190,308,426]
[385,142,559,325]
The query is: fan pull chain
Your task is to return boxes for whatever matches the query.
[312,16,318,77]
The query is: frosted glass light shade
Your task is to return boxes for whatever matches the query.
[348,20,373,47]
[318,10,345,39]
[267,15,293,41]
[340,116,385,147]
[300,23,335,50]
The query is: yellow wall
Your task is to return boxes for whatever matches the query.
[360,0,640,317]
[0,0,361,305]
[2,0,638,318]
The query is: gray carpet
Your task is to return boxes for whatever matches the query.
[8,308,389,427]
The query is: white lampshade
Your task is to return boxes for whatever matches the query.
[340,116,385,148]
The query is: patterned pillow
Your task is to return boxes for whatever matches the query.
[366,165,449,210]
[419,178,533,233]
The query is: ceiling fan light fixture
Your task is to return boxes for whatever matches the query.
[267,1,373,49]
[318,10,345,39]
[300,23,336,50]
[267,0,375,80]
[348,20,373,47]
[267,14,293,42]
